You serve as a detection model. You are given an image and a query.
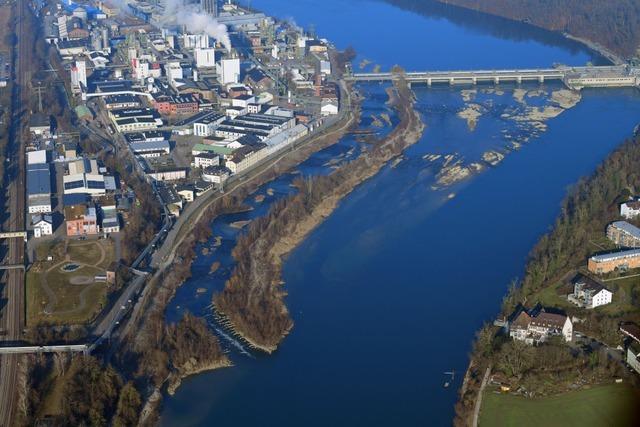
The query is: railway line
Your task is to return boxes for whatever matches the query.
[0,0,31,424]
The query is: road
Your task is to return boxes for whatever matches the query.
[0,0,30,424]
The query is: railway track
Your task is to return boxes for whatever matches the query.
[0,0,30,424]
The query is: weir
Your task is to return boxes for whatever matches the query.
[346,65,640,90]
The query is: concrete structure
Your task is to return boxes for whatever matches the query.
[567,274,613,309]
[195,48,216,68]
[588,248,640,274]
[217,57,240,85]
[201,0,218,16]
[508,305,573,345]
[607,221,640,248]
[347,65,640,90]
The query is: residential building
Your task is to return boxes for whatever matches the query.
[193,152,220,168]
[588,248,640,274]
[65,205,99,236]
[32,214,53,238]
[567,274,613,309]
[621,323,640,375]
[202,165,230,183]
[607,221,640,248]
[620,199,640,219]
[176,184,195,202]
[508,305,573,344]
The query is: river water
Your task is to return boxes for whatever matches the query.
[160,1,640,425]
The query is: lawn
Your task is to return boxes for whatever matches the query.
[479,384,640,427]
[26,239,116,326]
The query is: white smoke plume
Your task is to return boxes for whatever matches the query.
[162,0,232,52]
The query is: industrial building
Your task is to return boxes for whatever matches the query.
[27,163,52,213]
[129,140,171,158]
[108,108,163,132]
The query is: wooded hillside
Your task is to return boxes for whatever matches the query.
[388,0,640,58]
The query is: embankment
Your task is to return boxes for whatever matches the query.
[213,73,426,353]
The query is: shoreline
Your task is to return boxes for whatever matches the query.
[214,74,426,352]
[125,80,363,423]
[166,358,233,396]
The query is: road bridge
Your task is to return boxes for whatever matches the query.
[346,65,640,90]
[0,231,27,242]
[0,345,88,355]
[0,265,24,271]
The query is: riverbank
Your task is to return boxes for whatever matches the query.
[455,136,640,426]
[424,0,633,63]
[213,72,426,352]
[113,77,364,424]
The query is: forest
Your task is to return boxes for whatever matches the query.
[387,0,640,58]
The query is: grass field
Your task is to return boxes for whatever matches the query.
[26,239,116,325]
[479,384,640,427]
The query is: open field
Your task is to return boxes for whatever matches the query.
[26,239,115,325]
[479,384,640,427]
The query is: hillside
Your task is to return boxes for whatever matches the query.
[386,0,640,59]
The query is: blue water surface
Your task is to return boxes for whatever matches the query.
[160,1,639,425]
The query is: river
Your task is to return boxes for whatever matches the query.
[160,1,640,425]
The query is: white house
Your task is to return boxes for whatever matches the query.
[193,152,220,168]
[621,199,640,220]
[568,274,613,309]
[32,214,53,238]
[508,305,573,345]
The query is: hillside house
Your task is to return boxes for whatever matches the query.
[567,274,613,309]
[508,305,573,345]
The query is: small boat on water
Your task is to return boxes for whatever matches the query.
[443,370,455,388]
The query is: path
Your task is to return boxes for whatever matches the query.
[36,241,107,317]
[473,367,491,427]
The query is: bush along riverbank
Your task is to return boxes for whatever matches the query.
[454,136,640,426]
[213,70,426,353]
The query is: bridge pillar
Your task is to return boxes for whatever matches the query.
[517,76,522,84]
[449,77,455,85]
[539,75,545,83]
[472,77,477,85]
[427,78,432,86]
[494,77,500,84]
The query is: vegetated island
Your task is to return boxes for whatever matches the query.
[454,136,640,426]
[386,0,638,62]
[213,69,426,353]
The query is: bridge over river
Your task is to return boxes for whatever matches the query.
[346,65,640,90]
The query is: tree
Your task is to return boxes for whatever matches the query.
[113,382,142,427]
